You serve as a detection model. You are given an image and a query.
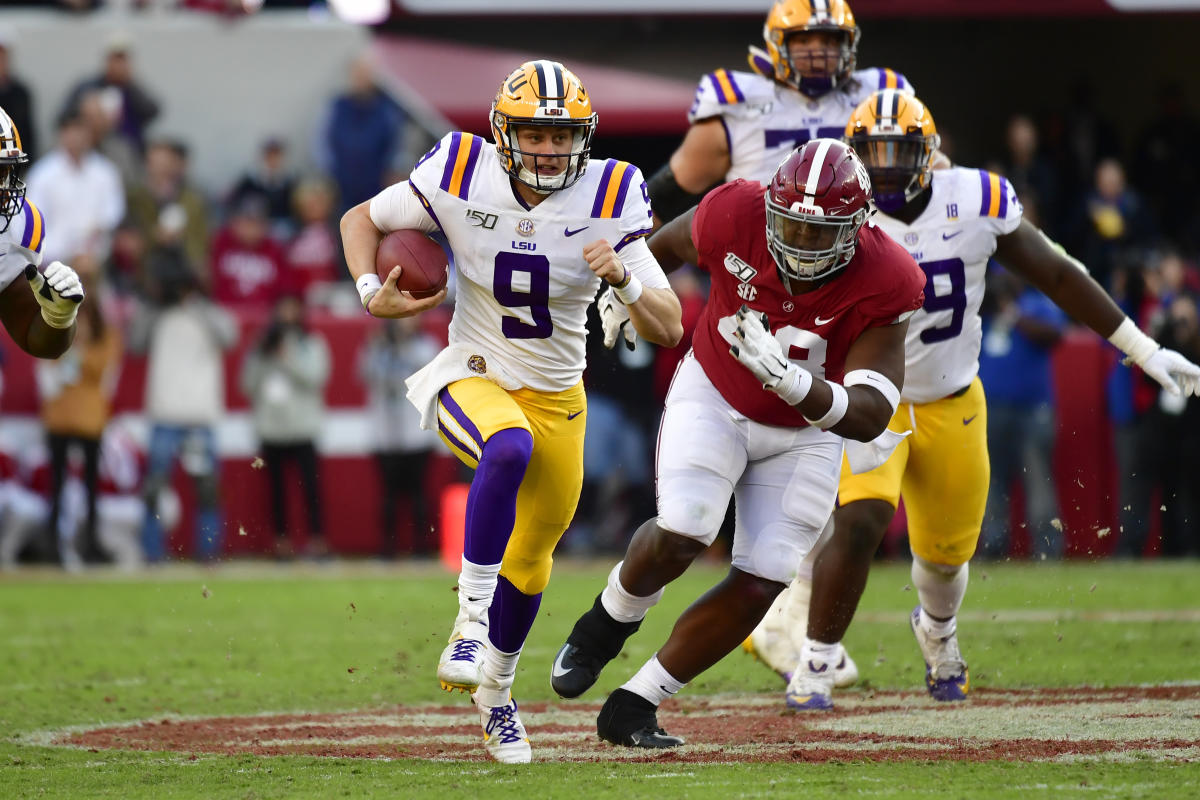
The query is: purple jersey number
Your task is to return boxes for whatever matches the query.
[763,126,846,150]
[494,252,552,339]
[917,258,966,344]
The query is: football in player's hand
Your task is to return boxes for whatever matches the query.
[375,230,448,299]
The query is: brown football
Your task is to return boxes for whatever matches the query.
[375,230,448,299]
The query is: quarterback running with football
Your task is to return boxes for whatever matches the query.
[765,89,1200,711]
[341,61,681,763]
[0,106,84,358]
[549,140,925,748]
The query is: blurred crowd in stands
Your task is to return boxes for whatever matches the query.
[0,23,1198,571]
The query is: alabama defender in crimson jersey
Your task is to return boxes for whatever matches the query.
[549,140,923,749]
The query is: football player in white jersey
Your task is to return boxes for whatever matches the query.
[0,105,84,358]
[340,60,681,763]
[645,0,912,228]
[766,89,1200,711]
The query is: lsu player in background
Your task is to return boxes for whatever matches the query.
[340,60,682,763]
[550,141,925,748]
[770,89,1200,711]
[0,106,84,358]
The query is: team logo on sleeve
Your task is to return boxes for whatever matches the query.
[725,252,759,302]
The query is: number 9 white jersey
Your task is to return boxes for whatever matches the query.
[371,131,667,392]
[872,167,1022,403]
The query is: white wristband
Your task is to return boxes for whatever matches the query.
[356,273,383,310]
[805,382,849,430]
[774,365,813,406]
[1108,317,1158,366]
[612,271,644,305]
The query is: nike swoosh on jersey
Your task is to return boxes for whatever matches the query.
[814,314,837,325]
[942,231,964,240]
[962,415,977,425]
[567,409,583,420]
[564,226,590,237]
[551,648,572,678]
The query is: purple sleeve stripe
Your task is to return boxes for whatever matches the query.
[997,176,1011,219]
[439,132,463,193]
[19,199,34,249]
[408,181,446,234]
[611,163,636,218]
[437,419,481,466]
[437,387,485,451]
[456,134,484,200]
[614,228,652,253]
[727,72,745,102]
[978,170,992,217]
[590,160,618,217]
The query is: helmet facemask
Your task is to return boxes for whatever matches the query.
[784,28,858,98]
[765,191,867,289]
[494,114,594,194]
[849,133,939,213]
[0,161,27,235]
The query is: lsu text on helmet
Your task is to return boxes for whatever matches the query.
[762,0,860,99]
[490,60,597,194]
[766,137,873,288]
[845,89,941,213]
[0,105,29,234]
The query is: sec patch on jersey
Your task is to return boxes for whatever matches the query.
[376,230,448,299]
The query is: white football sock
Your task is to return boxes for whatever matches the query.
[621,654,686,707]
[911,555,967,624]
[600,561,663,624]
[800,637,841,669]
[475,645,521,706]
[458,557,501,623]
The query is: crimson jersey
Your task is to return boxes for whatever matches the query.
[690,180,925,428]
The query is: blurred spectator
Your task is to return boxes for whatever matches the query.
[62,35,159,155]
[1065,158,1157,291]
[126,138,210,286]
[320,54,406,215]
[105,218,148,296]
[241,295,330,559]
[978,268,1067,559]
[35,276,122,565]
[0,442,53,568]
[77,87,142,186]
[228,137,298,240]
[997,114,1061,237]
[286,176,344,301]
[359,317,440,557]
[1133,82,1200,249]
[128,267,236,562]
[25,110,124,269]
[1042,80,1123,207]
[211,195,289,306]
[0,27,37,161]
[1117,255,1200,558]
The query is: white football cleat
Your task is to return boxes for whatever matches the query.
[472,686,531,764]
[910,606,970,702]
[785,656,836,711]
[437,618,488,693]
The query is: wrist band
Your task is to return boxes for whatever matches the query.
[613,272,643,305]
[774,365,813,406]
[805,382,849,430]
[41,305,78,330]
[1108,317,1158,366]
[613,265,632,289]
[356,273,383,310]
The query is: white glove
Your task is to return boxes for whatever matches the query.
[598,286,637,351]
[25,260,84,329]
[719,305,812,405]
[1140,347,1200,397]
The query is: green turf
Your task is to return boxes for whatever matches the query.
[1,559,1197,798]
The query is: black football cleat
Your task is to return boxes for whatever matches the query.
[596,688,684,749]
[550,593,642,699]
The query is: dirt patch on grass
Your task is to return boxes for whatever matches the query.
[54,685,1200,763]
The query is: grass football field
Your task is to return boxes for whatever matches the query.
[0,558,1196,798]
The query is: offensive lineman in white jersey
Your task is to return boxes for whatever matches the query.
[340,60,681,763]
[769,89,1200,710]
[0,105,84,359]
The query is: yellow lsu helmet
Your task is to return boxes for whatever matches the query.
[0,105,29,233]
[490,60,597,194]
[761,0,860,98]
[845,89,941,213]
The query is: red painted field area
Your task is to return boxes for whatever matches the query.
[55,685,1200,764]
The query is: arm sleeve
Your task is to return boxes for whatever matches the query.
[688,70,743,124]
[368,181,441,235]
[620,237,671,290]
[976,171,1023,236]
[613,164,655,253]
